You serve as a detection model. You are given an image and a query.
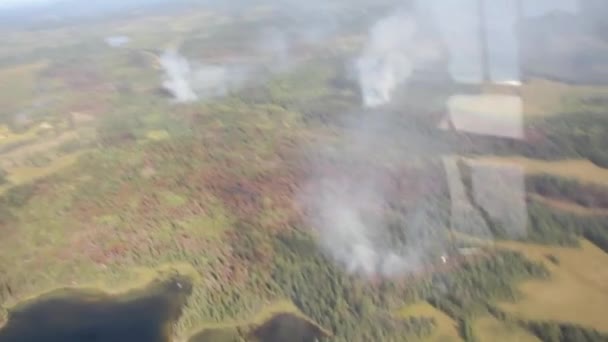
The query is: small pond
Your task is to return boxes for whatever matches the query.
[0,274,192,342]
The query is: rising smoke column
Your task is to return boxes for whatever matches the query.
[356,13,439,107]
[298,11,447,279]
[160,49,252,103]
[160,49,198,103]
[300,110,451,278]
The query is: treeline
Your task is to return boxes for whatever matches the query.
[448,111,608,170]
[487,305,608,342]
[455,158,608,251]
[526,321,608,342]
[526,200,608,253]
[427,250,549,342]
[424,250,548,342]
[526,174,608,209]
[522,170,608,254]
[269,230,424,342]
[264,229,549,341]
[525,201,581,247]
[235,57,361,127]
[539,111,608,169]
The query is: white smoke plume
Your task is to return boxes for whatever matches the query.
[356,12,440,107]
[303,174,444,277]
[160,49,198,103]
[300,110,451,278]
[160,49,252,103]
[296,11,451,279]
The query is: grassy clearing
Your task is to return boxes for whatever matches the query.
[185,300,321,334]
[0,61,47,115]
[398,301,462,342]
[0,130,80,168]
[483,78,608,118]
[0,127,41,152]
[4,151,85,188]
[472,156,608,186]
[529,194,608,216]
[0,95,305,337]
[496,239,608,332]
[160,190,188,207]
[473,315,540,342]
[185,300,330,342]
[0,150,85,195]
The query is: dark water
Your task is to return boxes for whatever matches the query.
[0,274,192,342]
[0,274,326,342]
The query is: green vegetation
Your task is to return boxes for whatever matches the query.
[525,200,608,253]
[188,327,241,342]
[398,301,462,342]
[0,168,7,186]
[524,321,608,342]
[457,158,608,251]
[0,2,608,341]
[510,78,608,118]
[526,173,608,209]
[0,61,48,123]
[496,239,608,333]
[473,315,540,342]
[460,110,608,166]
[475,156,608,186]
[487,305,608,342]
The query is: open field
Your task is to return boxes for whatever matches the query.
[473,315,541,342]
[496,239,608,332]
[472,156,608,186]
[1,151,85,191]
[0,61,47,115]
[0,130,81,168]
[502,78,608,118]
[529,194,608,216]
[398,301,462,342]
[0,125,44,152]
[185,300,331,341]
